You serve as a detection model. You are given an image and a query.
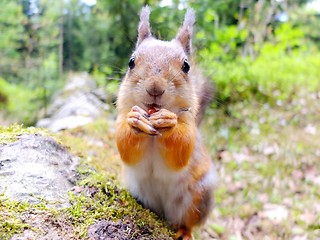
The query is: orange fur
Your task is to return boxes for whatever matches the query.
[190,149,211,182]
[175,227,193,240]
[177,181,212,238]
[158,121,195,171]
[115,118,147,165]
[185,191,204,228]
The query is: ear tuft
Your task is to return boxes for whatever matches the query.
[136,5,152,48]
[176,8,196,56]
[183,8,196,29]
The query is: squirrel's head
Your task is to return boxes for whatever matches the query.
[119,6,198,115]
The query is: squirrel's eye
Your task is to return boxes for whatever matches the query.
[128,56,135,69]
[182,59,190,73]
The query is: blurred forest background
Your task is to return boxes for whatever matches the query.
[1,1,320,239]
[0,0,319,125]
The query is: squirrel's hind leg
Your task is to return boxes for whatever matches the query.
[175,227,193,240]
[175,187,213,240]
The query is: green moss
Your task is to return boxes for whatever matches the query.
[0,124,49,144]
[66,170,174,238]
[0,195,54,239]
[0,197,29,239]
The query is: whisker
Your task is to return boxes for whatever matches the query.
[105,77,122,81]
[130,71,145,81]
[168,70,182,83]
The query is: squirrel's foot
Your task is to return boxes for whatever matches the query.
[149,108,177,130]
[175,227,193,240]
[127,105,160,135]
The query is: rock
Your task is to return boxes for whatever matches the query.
[91,87,108,103]
[88,220,172,240]
[38,116,93,133]
[0,134,78,205]
[63,72,97,92]
[36,73,109,132]
[88,220,135,240]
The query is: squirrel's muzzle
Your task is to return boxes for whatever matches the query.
[145,78,166,98]
[146,88,165,97]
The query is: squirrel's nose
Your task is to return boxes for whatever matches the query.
[146,88,165,97]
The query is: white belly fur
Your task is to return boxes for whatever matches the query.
[122,140,193,225]
[122,136,217,225]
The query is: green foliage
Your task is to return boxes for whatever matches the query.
[0,0,64,124]
[200,52,320,105]
[91,66,120,103]
[0,0,27,77]
[197,25,248,61]
[198,20,320,105]
[1,0,320,124]
[0,78,44,125]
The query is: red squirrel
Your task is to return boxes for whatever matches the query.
[115,6,217,240]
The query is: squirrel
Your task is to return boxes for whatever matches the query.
[115,6,217,240]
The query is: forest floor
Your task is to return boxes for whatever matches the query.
[197,91,320,239]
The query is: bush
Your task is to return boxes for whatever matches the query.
[0,78,43,125]
[198,23,320,105]
[199,51,320,105]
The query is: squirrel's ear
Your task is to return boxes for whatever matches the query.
[136,5,152,47]
[175,8,195,56]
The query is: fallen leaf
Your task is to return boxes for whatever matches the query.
[72,186,84,193]
[232,149,251,163]
[262,144,279,155]
[299,211,316,225]
[304,124,316,135]
[257,193,269,203]
[292,170,304,179]
[292,234,308,240]
[305,166,319,184]
[260,203,288,223]
[219,150,232,162]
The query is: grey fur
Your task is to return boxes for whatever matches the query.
[136,5,152,47]
[183,8,196,28]
[176,8,196,55]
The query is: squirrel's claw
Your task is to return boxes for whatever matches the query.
[127,106,160,135]
[149,108,177,129]
[131,105,149,118]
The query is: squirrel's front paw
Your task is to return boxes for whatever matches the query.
[127,106,160,135]
[149,108,177,130]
